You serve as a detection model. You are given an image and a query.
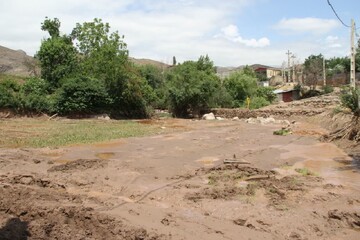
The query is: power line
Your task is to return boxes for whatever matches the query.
[326,0,351,28]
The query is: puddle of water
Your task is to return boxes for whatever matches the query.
[41,152,63,157]
[195,157,221,166]
[95,152,115,160]
[92,140,125,148]
[279,142,360,190]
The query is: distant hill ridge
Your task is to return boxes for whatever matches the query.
[0,45,37,77]
[0,45,279,78]
[0,45,172,77]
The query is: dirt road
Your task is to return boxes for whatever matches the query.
[1,118,359,239]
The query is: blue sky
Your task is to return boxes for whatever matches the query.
[1,0,359,67]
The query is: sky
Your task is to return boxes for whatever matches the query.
[1,0,360,67]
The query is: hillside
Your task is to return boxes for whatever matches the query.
[0,45,38,77]
[129,57,171,69]
[0,45,173,77]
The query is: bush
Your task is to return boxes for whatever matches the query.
[340,87,360,115]
[54,76,110,115]
[256,87,277,103]
[322,85,334,94]
[301,89,321,99]
[224,70,258,107]
[0,79,21,108]
[249,96,270,109]
[20,77,50,113]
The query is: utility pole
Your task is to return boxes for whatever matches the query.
[291,54,296,83]
[350,19,356,89]
[286,50,292,82]
[323,56,326,86]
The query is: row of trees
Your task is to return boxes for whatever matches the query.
[0,18,277,118]
[303,40,360,89]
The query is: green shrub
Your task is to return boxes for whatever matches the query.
[224,70,258,107]
[54,76,110,115]
[301,89,321,99]
[249,96,270,109]
[322,85,334,94]
[256,87,277,103]
[19,78,50,113]
[340,87,360,115]
[0,79,21,108]
[273,128,291,136]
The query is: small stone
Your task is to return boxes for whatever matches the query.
[33,159,41,164]
[202,112,215,120]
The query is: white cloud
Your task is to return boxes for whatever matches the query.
[324,35,342,48]
[274,17,340,34]
[0,1,351,67]
[218,24,270,48]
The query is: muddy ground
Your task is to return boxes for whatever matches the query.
[1,117,360,240]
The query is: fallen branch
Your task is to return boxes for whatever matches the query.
[48,113,58,121]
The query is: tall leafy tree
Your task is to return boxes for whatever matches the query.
[37,17,77,90]
[71,18,151,118]
[71,18,128,81]
[166,56,220,117]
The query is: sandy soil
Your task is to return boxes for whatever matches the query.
[1,118,360,240]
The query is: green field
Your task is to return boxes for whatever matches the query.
[0,118,160,148]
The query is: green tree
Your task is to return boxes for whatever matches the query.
[37,18,77,90]
[256,87,277,103]
[304,54,324,90]
[41,17,60,38]
[326,57,350,77]
[223,69,258,107]
[71,18,150,118]
[166,56,220,117]
[71,18,128,80]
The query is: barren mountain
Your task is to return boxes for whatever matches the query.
[0,45,38,77]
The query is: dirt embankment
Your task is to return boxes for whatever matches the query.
[212,94,341,119]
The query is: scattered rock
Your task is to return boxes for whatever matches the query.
[33,159,41,164]
[202,113,215,120]
[246,117,276,125]
[233,218,247,226]
[161,218,170,226]
[328,209,360,229]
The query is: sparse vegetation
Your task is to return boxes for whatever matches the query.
[340,87,360,115]
[273,128,291,136]
[0,118,159,148]
[295,168,316,176]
